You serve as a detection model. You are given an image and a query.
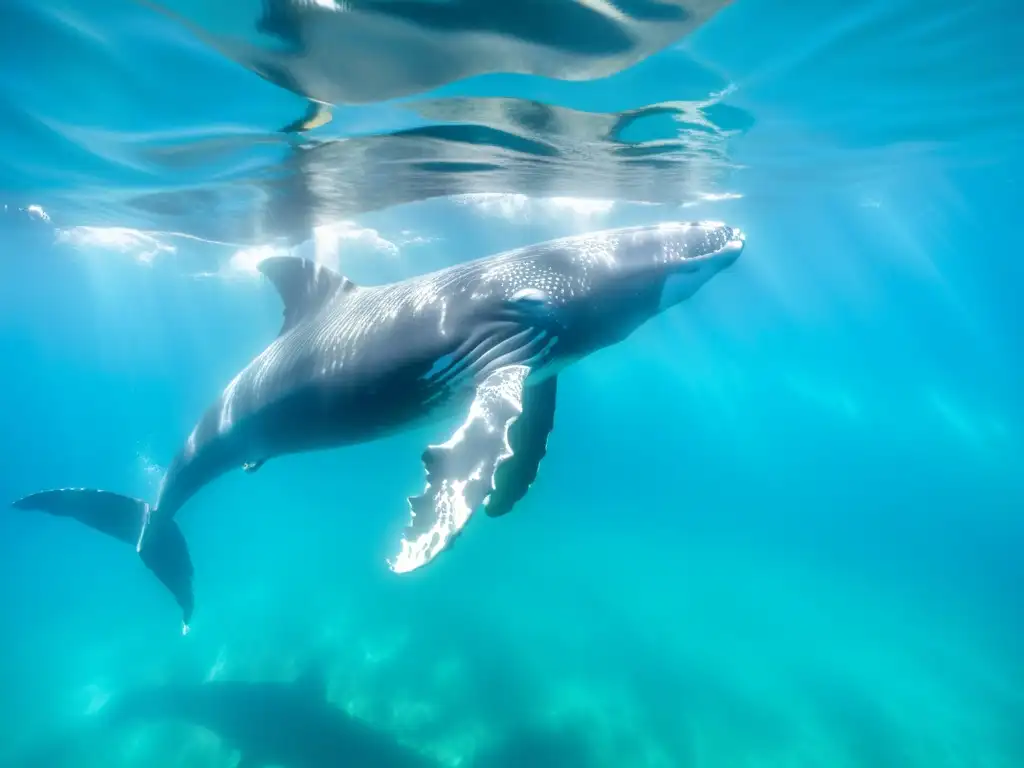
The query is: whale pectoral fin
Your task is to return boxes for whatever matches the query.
[388,364,532,574]
[485,375,557,518]
[243,460,265,473]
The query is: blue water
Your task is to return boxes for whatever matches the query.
[2,1,1023,766]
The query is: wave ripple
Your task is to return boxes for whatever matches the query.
[0,0,746,244]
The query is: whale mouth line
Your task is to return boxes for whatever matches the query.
[650,221,745,262]
[685,227,745,263]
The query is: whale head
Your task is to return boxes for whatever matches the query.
[424,221,744,386]
[516,221,744,362]
[643,220,745,312]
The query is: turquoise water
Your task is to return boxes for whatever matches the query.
[2,1,1023,766]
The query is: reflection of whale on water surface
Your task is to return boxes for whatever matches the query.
[133,92,752,246]
[196,0,739,105]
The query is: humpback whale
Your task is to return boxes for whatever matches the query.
[106,671,437,768]
[12,221,744,633]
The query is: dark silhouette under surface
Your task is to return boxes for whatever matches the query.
[107,670,437,768]
[9,666,603,768]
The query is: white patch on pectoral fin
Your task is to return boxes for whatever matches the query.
[388,364,531,574]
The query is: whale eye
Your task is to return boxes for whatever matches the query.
[505,287,557,325]
[511,288,549,304]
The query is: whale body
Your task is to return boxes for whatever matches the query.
[13,221,744,632]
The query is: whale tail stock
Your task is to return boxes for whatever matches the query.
[11,489,195,634]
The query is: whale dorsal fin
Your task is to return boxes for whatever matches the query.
[257,256,356,336]
[294,660,328,701]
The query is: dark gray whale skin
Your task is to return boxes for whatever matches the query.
[12,221,744,632]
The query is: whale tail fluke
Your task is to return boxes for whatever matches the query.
[12,489,195,634]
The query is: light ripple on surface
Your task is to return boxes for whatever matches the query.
[1,0,745,244]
